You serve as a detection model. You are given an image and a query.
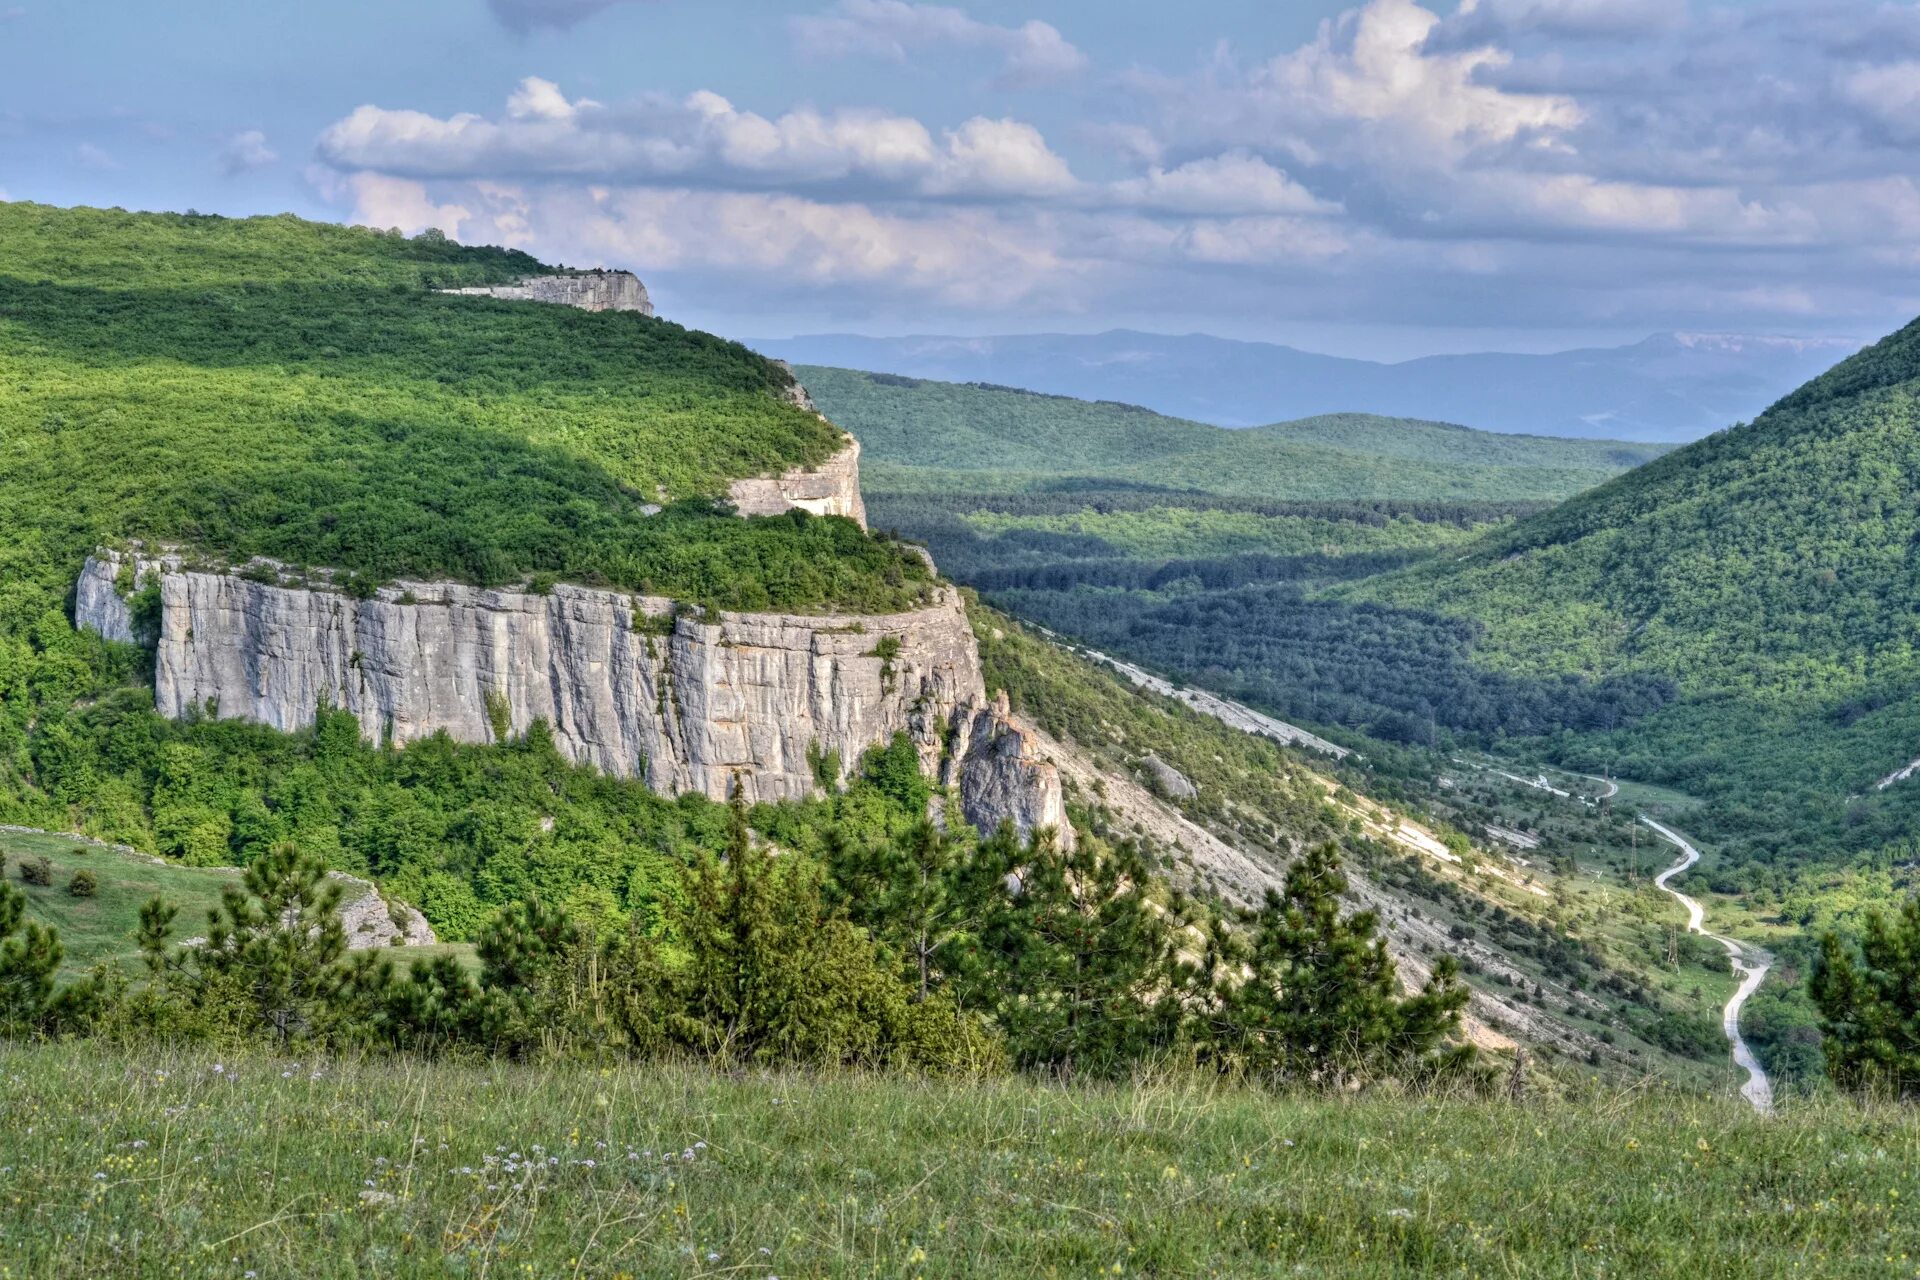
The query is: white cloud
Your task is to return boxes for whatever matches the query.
[1842,62,1920,144]
[74,143,117,171]
[317,78,1076,199]
[327,172,474,239]
[791,1,1087,87]
[333,175,1072,307]
[1108,152,1335,216]
[1261,0,1582,157]
[218,129,278,175]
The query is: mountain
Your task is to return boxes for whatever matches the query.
[757,330,1860,441]
[801,366,1672,502]
[1352,313,1920,862]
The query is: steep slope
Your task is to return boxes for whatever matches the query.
[1353,314,1920,857]
[803,367,1671,501]
[757,330,1855,439]
[0,203,1071,898]
[0,203,924,614]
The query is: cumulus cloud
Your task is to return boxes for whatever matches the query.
[318,78,1076,199]
[791,1,1087,87]
[486,0,649,33]
[218,129,278,175]
[324,171,474,239]
[331,174,1073,307]
[310,0,1920,338]
[74,142,117,171]
[1107,153,1335,216]
[1842,61,1920,145]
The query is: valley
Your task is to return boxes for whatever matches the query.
[0,198,1914,1275]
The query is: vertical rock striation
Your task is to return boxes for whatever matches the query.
[725,438,868,527]
[945,691,1075,848]
[75,552,1069,843]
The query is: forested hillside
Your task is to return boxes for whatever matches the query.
[0,204,930,614]
[1348,314,1920,867]
[803,367,1670,501]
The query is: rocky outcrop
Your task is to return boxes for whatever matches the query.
[333,872,437,948]
[772,360,817,412]
[76,552,1067,840]
[944,691,1075,850]
[439,270,653,315]
[726,438,868,527]
[1140,754,1197,801]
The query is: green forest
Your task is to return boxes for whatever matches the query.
[803,366,1670,501]
[0,204,931,616]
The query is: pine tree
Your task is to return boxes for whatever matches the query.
[602,779,994,1069]
[0,881,103,1035]
[959,826,1188,1075]
[827,818,974,1002]
[158,841,365,1045]
[1810,899,1920,1100]
[1196,842,1470,1088]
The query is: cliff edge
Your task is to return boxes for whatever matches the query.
[78,552,1071,847]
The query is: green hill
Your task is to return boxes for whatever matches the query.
[799,366,1672,501]
[1351,314,1920,861]
[0,203,931,615]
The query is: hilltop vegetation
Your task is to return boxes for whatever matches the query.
[0,204,931,614]
[804,366,1670,502]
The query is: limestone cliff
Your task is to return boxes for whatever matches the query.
[945,691,1074,848]
[438,270,653,315]
[76,552,1069,844]
[726,437,868,527]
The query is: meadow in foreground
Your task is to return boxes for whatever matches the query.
[1,1041,1915,1279]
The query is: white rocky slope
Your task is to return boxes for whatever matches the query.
[77,554,1069,847]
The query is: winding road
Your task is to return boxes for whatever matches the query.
[1642,819,1774,1113]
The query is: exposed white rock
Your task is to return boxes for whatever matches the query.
[438,270,653,315]
[726,438,868,528]
[76,551,1068,840]
[945,690,1076,850]
[1140,753,1198,801]
[332,872,437,948]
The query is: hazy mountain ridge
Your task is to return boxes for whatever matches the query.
[759,329,1862,441]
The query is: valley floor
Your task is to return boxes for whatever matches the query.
[2,1043,1915,1278]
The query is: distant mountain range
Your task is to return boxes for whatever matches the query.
[755,330,1862,441]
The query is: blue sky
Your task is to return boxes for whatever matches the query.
[4,0,1919,358]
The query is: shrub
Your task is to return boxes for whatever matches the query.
[19,857,52,887]
[67,870,97,898]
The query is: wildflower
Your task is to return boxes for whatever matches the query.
[707,1252,721,1262]
[92,1172,107,1181]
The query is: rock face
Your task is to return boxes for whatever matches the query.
[333,872,438,948]
[726,438,868,528]
[439,271,653,315]
[945,691,1076,849]
[1140,753,1198,801]
[76,552,1067,839]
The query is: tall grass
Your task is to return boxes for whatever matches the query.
[1,1041,1913,1277]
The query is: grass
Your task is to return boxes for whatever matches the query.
[0,830,473,980]
[0,1041,1914,1278]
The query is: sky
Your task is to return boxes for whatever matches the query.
[4,0,1920,359]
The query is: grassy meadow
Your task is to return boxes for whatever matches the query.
[0,1042,1915,1278]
